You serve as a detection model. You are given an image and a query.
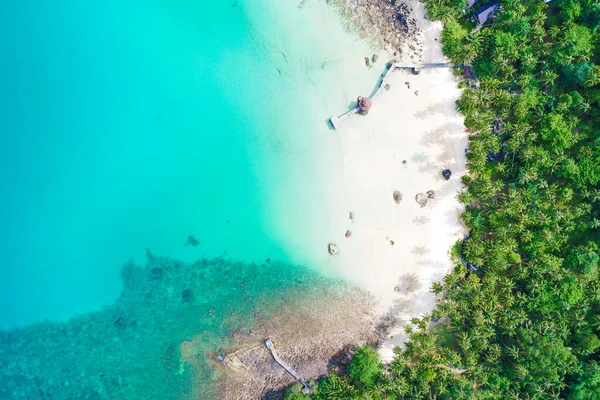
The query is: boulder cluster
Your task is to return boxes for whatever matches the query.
[332,0,423,61]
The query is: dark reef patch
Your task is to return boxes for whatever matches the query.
[0,254,347,399]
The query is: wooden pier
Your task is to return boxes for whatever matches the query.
[329,62,466,130]
[264,339,311,393]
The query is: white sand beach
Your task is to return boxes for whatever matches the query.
[241,0,468,363]
[286,1,469,362]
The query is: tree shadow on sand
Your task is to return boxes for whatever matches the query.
[419,122,464,148]
[413,102,451,120]
[412,246,431,256]
[394,273,421,296]
[413,215,430,226]
[411,152,428,163]
[416,149,463,182]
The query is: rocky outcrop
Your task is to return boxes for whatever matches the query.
[393,190,403,204]
[329,0,423,62]
[415,192,428,207]
[328,243,339,255]
[216,288,380,399]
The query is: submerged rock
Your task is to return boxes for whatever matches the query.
[365,57,371,67]
[181,288,195,304]
[185,235,200,247]
[371,54,379,63]
[426,190,436,199]
[345,230,352,238]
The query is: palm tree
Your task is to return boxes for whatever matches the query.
[530,25,546,46]
[520,53,537,72]
[547,25,563,41]
[584,66,600,87]
[466,32,483,53]
[459,45,479,65]
[519,166,538,184]
[539,70,558,87]
[579,100,591,113]
[431,282,444,295]
[575,53,591,63]
[474,89,491,109]
[562,53,575,65]
[456,89,477,115]
[458,190,474,205]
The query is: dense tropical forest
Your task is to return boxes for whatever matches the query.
[285,0,600,398]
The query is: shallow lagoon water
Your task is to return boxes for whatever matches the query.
[1,0,290,327]
[0,0,381,397]
[0,0,379,328]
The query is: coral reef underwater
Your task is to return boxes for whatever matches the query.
[0,252,341,399]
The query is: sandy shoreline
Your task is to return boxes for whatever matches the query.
[313,0,468,361]
[216,0,468,395]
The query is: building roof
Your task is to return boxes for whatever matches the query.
[467,0,479,7]
[474,2,499,25]
[358,97,372,112]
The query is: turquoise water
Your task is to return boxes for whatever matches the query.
[0,0,380,396]
[0,0,380,329]
[1,0,294,327]
[0,256,349,398]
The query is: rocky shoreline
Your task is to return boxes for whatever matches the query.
[213,287,384,399]
[330,0,424,62]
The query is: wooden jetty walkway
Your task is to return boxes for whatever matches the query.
[329,62,466,130]
[265,339,311,393]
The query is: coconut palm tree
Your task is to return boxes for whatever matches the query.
[539,70,558,87]
[584,66,600,87]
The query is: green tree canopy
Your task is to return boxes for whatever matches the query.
[562,63,595,86]
[346,346,383,389]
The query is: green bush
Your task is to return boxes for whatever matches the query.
[562,63,594,87]
[284,382,310,400]
[347,346,383,389]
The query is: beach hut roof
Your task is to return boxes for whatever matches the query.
[474,2,499,25]
[359,97,372,112]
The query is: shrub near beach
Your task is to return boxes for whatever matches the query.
[288,0,600,398]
